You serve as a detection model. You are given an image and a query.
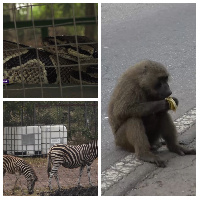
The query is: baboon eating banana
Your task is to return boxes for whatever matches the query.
[108,60,196,167]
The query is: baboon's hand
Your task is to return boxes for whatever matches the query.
[165,97,179,111]
[171,97,179,107]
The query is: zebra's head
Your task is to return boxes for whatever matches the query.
[27,174,38,194]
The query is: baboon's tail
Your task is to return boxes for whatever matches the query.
[47,153,51,178]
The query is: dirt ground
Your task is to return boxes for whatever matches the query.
[3,157,98,196]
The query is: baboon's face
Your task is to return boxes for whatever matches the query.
[153,76,172,100]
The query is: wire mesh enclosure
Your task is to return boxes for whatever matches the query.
[3,101,98,196]
[3,3,98,98]
[4,101,98,152]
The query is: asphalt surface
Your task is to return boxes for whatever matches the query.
[101,3,196,195]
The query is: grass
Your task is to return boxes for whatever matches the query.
[23,157,47,166]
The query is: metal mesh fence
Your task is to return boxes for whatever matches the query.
[3,3,98,98]
[4,101,98,153]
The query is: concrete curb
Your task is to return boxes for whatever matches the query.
[101,107,196,195]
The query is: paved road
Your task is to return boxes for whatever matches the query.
[101,3,196,173]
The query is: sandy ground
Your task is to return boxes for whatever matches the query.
[3,157,98,196]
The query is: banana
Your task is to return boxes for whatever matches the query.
[165,97,177,111]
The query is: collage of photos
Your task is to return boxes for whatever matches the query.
[2,1,197,198]
[3,3,98,196]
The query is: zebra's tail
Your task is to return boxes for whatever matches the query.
[47,153,51,178]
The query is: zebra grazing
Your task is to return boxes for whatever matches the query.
[47,140,98,190]
[3,155,38,194]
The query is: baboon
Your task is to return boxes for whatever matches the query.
[108,60,196,167]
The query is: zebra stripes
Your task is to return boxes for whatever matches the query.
[3,155,38,194]
[47,140,98,190]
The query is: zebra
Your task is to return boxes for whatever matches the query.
[47,140,98,190]
[3,155,38,194]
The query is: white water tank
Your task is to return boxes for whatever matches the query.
[41,125,67,154]
[3,125,67,156]
[3,126,41,156]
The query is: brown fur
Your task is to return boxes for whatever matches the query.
[108,60,196,167]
